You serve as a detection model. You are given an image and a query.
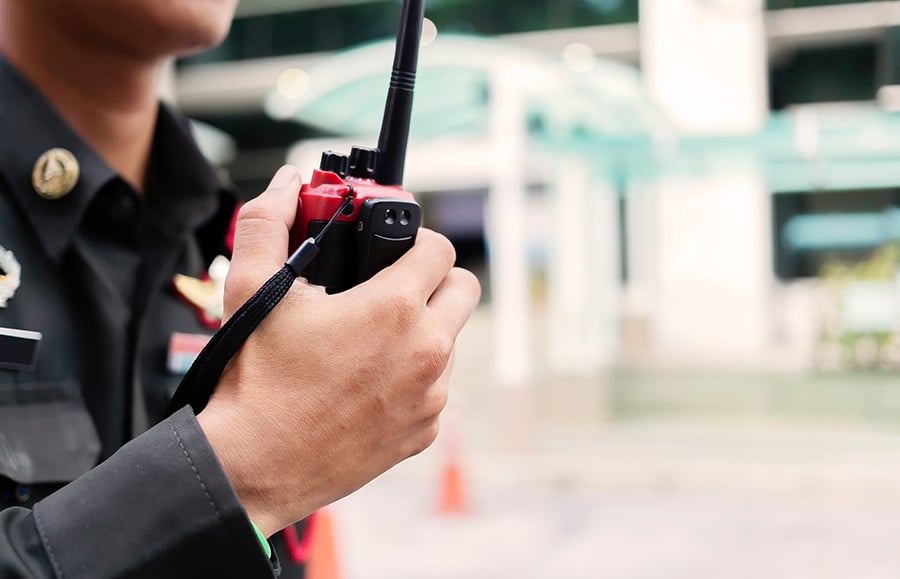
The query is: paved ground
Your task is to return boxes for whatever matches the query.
[322,309,900,578]
[332,422,900,579]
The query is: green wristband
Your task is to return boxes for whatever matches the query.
[250,520,273,559]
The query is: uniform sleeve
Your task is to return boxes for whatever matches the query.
[0,407,277,579]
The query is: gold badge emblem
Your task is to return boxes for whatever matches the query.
[172,255,230,329]
[0,245,21,308]
[32,148,80,200]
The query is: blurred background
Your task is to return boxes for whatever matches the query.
[176,0,900,577]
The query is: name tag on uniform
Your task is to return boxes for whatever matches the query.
[0,327,42,372]
[167,332,210,375]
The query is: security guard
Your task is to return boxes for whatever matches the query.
[0,1,481,577]
[0,0,306,575]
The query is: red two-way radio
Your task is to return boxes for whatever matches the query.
[289,0,426,292]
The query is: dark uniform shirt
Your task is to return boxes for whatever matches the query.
[0,56,287,577]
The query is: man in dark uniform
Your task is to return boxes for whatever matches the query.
[0,0,481,577]
[0,0,316,574]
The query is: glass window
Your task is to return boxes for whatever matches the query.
[773,189,900,279]
[769,42,878,110]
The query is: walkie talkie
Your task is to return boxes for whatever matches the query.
[167,0,427,415]
[289,0,425,292]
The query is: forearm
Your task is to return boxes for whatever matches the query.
[0,408,275,579]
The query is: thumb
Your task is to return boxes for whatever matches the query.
[225,165,303,312]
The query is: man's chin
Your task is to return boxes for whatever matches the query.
[170,26,232,57]
[116,0,236,60]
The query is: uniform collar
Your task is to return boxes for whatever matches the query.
[0,55,224,262]
[144,105,225,233]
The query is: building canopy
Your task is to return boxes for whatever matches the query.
[266,34,662,142]
[268,34,900,193]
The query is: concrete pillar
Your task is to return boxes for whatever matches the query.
[653,173,773,364]
[547,160,620,374]
[486,68,532,385]
[619,179,659,360]
[640,0,773,364]
[586,178,622,369]
[641,0,768,136]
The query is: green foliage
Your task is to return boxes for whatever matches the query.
[820,244,900,283]
[816,243,900,371]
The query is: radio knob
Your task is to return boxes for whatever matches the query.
[348,146,378,179]
[319,151,349,176]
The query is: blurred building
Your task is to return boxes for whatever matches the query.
[176,0,900,375]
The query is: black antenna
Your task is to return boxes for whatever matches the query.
[374,0,425,187]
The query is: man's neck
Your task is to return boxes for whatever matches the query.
[0,8,162,193]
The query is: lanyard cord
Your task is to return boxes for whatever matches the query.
[167,192,355,417]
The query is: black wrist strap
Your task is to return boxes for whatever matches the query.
[167,193,353,417]
[167,263,299,416]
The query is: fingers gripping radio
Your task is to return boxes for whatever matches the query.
[289,0,425,293]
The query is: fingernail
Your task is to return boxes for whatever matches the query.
[270,165,301,189]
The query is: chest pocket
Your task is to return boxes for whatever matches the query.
[0,377,101,484]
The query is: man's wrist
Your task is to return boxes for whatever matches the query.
[250,520,273,558]
[196,404,281,537]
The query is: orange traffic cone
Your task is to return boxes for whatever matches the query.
[437,430,469,515]
[306,509,341,579]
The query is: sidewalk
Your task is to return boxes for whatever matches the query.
[327,308,900,578]
[333,421,900,579]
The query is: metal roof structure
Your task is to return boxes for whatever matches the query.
[269,33,900,195]
[266,33,662,140]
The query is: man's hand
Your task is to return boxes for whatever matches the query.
[197,165,481,537]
